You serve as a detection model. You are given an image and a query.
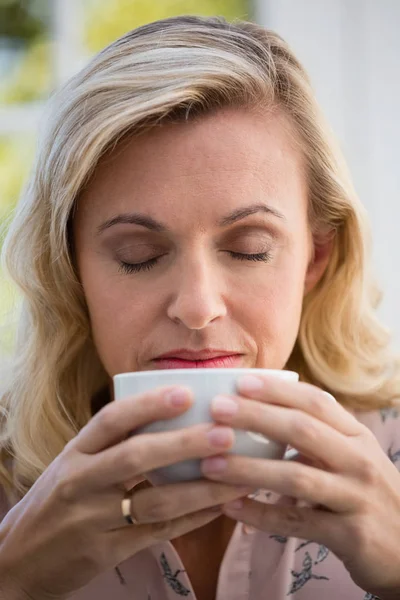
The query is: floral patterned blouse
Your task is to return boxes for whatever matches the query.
[1,406,399,600]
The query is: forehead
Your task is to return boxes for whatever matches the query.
[77,106,307,226]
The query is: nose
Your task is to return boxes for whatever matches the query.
[167,257,227,329]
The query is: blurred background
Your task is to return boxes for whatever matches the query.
[1,0,399,357]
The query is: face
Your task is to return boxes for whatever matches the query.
[73,107,331,378]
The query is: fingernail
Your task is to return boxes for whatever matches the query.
[202,456,228,472]
[206,427,234,447]
[212,395,239,416]
[237,375,263,392]
[164,387,191,407]
[224,498,244,511]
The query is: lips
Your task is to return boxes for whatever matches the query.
[155,348,240,360]
[153,355,243,369]
[152,348,244,369]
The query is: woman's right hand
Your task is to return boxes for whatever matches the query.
[0,385,251,600]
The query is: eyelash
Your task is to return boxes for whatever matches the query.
[118,251,272,274]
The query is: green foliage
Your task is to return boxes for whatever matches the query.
[0,137,33,344]
[0,0,45,40]
[0,136,29,350]
[0,136,34,216]
[85,0,249,51]
[0,37,51,104]
[0,268,18,356]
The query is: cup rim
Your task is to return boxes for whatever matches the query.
[113,368,298,380]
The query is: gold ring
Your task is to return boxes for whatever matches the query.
[121,489,140,525]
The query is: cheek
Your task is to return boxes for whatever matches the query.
[243,258,306,368]
[81,267,156,376]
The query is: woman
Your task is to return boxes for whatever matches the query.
[0,14,400,600]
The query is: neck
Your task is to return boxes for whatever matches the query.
[171,515,237,600]
[172,513,237,553]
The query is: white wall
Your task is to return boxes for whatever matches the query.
[254,0,400,349]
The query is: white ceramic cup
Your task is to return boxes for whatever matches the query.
[113,368,304,485]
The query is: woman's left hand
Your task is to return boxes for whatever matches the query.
[200,374,400,599]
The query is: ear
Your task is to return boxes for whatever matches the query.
[304,232,335,295]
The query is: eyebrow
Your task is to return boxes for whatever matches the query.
[96,203,285,236]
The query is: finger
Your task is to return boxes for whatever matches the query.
[109,504,226,563]
[122,474,148,492]
[76,478,250,531]
[86,422,236,488]
[221,497,346,556]
[201,454,360,512]
[277,453,324,509]
[108,480,254,529]
[235,376,363,436]
[73,385,194,454]
[210,395,361,473]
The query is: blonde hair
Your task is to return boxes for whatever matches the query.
[1,15,399,498]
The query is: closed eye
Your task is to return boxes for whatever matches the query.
[118,251,272,274]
